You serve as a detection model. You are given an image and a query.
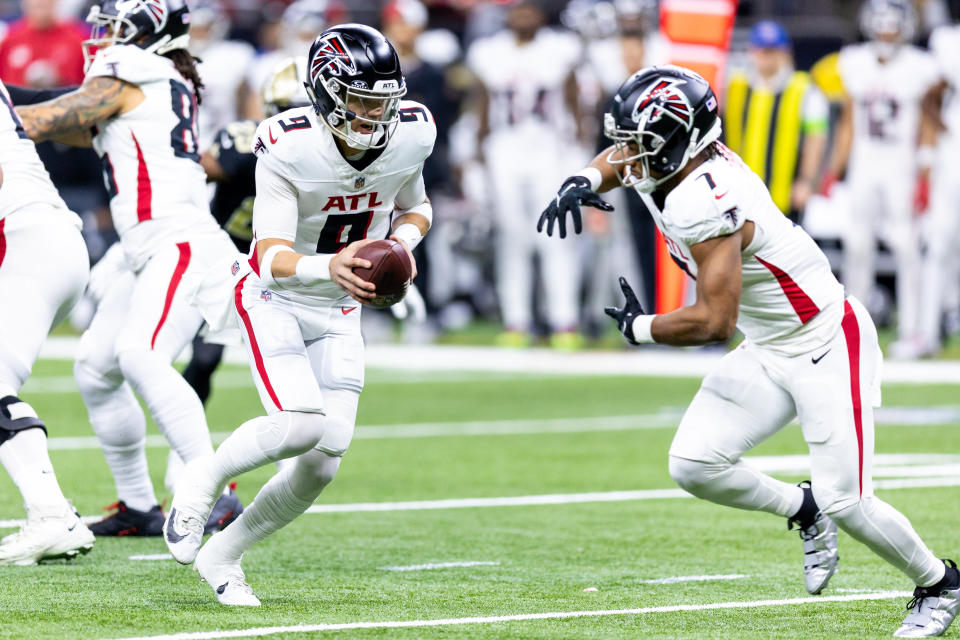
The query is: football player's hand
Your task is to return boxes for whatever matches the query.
[390,234,418,281]
[818,171,837,197]
[914,170,931,215]
[537,175,614,239]
[604,277,646,345]
[330,239,377,302]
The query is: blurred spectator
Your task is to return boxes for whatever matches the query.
[190,0,257,146]
[826,0,940,359]
[723,20,828,221]
[467,0,588,349]
[243,0,347,120]
[0,0,85,86]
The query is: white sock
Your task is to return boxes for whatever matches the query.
[75,362,157,511]
[118,349,214,463]
[0,428,69,512]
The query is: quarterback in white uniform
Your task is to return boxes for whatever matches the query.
[0,80,94,565]
[467,0,588,348]
[828,0,941,358]
[539,66,960,638]
[164,24,433,606]
[17,0,240,536]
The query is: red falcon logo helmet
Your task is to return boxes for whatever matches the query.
[309,32,358,81]
[605,65,722,193]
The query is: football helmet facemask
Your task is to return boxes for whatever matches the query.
[604,65,721,193]
[304,23,406,151]
[263,57,312,118]
[83,0,191,71]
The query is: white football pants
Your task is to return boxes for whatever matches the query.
[668,296,944,587]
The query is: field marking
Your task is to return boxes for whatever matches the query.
[103,591,911,640]
[640,574,747,584]
[4,476,960,529]
[129,554,173,561]
[380,561,500,572]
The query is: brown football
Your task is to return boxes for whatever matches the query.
[352,239,413,308]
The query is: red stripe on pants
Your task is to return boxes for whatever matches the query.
[0,219,6,268]
[131,132,152,222]
[840,300,863,497]
[233,275,283,411]
[150,242,191,349]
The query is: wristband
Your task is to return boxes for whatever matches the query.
[578,167,603,191]
[631,314,656,343]
[295,254,334,286]
[392,222,423,251]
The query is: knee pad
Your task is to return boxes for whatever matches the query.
[259,410,327,459]
[0,396,45,446]
[668,456,717,496]
[289,450,342,500]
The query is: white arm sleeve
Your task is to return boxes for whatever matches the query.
[252,159,299,243]
[394,166,428,212]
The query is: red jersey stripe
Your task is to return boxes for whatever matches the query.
[840,300,864,497]
[131,132,152,222]
[233,275,283,411]
[0,219,6,268]
[755,256,820,324]
[150,242,191,349]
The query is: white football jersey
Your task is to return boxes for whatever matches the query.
[466,28,581,140]
[0,80,79,226]
[587,34,668,95]
[929,25,960,137]
[249,101,436,306]
[637,144,845,355]
[196,39,257,148]
[87,45,220,270]
[838,43,940,165]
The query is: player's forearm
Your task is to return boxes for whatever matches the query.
[799,134,825,186]
[649,304,737,346]
[17,78,126,141]
[827,103,853,177]
[586,148,623,193]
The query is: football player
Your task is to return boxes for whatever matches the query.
[467,0,588,349]
[16,0,241,537]
[539,66,960,638]
[163,24,433,606]
[825,0,941,359]
[0,80,94,565]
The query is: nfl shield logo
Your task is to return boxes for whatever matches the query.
[354,175,365,190]
[231,260,240,275]
[260,290,272,301]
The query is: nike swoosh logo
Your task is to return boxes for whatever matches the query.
[268,127,278,144]
[67,522,77,532]
[164,508,188,543]
[714,191,729,200]
[216,582,228,595]
[812,349,831,365]
[341,307,357,315]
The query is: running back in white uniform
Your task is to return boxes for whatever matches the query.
[87,44,221,271]
[638,144,845,356]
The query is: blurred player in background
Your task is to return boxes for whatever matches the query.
[826,0,940,359]
[164,25,434,605]
[188,0,256,148]
[540,65,960,639]
[242,0,346,121]
[16,0,241,537]
[918,18,960,357]
[723,20,828,222]
[467,0,588,349]
[0,80,93,565]
[0,0,86,87]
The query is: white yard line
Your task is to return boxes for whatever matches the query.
[640,574,747,584]
[37,337,960,383]
[129,554,173,561]
[102,591,911,640]
[380,561,500,572]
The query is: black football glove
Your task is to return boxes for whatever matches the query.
[604,277,646,345]
[537,175,614,239]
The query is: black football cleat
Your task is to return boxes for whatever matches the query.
[89,501,165,537]
[204,485,243,534]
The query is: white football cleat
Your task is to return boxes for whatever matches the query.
[793,511,839,595]
[163,458,219,565]
[0,503,94,566]
[194,539,260,607]
[894,561,960,638]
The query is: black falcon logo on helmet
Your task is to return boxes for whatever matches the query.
[631,78,694,129]
[310,33,358,82]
